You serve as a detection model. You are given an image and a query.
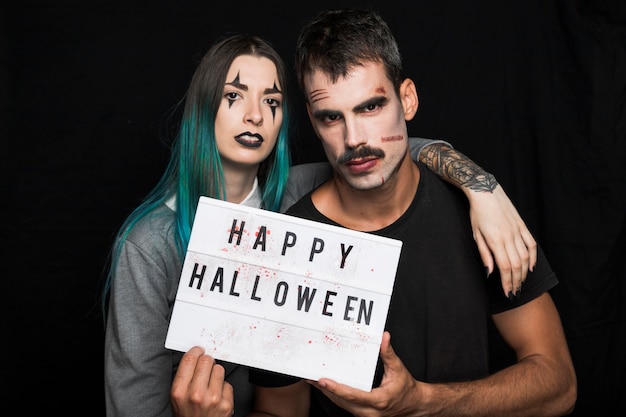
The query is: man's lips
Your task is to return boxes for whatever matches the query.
[235,132,264,148]
[345,158,378,174]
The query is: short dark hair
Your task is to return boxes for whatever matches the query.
[294,8,404,96]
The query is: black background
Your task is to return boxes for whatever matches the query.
[3,1,625,415]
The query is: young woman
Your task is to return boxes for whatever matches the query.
[103,34,536,417]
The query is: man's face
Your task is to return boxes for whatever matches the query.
[304,61,411,191]
[215,55,283,172]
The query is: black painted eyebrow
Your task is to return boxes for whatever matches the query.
[353,96,388,112]
[264,82,282,95]
[311,96,388,120]
[226,74,282,96]
[226,72,247,90]
[312,108,342,120]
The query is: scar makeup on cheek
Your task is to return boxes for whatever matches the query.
[309,89,329,103]
[381,135,403,142]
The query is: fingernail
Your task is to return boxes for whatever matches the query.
[484,267,490,279]
[515,289,521,298]
[507,291,515,301]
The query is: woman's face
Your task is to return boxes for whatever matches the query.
[214,55,283,172]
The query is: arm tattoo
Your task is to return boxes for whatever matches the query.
[419,143,498,193]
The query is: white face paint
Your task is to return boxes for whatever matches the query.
[304,61,409,190]
[215,55,283,172]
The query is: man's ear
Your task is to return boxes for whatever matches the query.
[400,78,419,121]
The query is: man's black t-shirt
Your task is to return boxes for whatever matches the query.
[250,162,558,416]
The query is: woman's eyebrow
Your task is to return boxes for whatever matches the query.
[264,82,282,95]
[226,72,247,90]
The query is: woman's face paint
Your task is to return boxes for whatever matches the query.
[215,55,283,171]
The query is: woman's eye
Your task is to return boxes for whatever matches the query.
[265,97,281,107]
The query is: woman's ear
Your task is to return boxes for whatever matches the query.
[400,78,419,121]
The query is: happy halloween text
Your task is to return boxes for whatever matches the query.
[183,218,375,325]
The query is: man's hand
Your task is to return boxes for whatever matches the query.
[308,332,425,417]
[170,346,234,417]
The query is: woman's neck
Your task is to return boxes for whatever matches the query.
[222,165,259,204]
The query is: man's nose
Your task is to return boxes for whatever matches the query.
[344,119,366,148]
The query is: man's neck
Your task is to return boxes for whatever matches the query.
[312,153,420,232]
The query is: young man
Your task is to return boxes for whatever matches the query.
[247,8,577,417]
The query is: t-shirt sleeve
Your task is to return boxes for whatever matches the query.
[408,137,453,162]
[488,244,559,314]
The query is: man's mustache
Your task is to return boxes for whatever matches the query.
[337,146,385,164]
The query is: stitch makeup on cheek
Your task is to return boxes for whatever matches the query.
[381,135,403,142]
[309,89,329,104]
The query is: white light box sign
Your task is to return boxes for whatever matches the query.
[165,196,401,391]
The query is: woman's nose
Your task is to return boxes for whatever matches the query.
[245,103,263,126]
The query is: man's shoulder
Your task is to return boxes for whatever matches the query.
[284,190,316,217]
[281,162,332,212]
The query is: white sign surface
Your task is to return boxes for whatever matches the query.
[165,196,402,391]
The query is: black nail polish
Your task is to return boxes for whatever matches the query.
[507,291,514,301]
[484,267,490,279]
[515,289,521,299]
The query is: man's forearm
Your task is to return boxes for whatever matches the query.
[419,349,576,417]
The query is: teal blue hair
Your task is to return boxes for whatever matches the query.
[101,34,291,318]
